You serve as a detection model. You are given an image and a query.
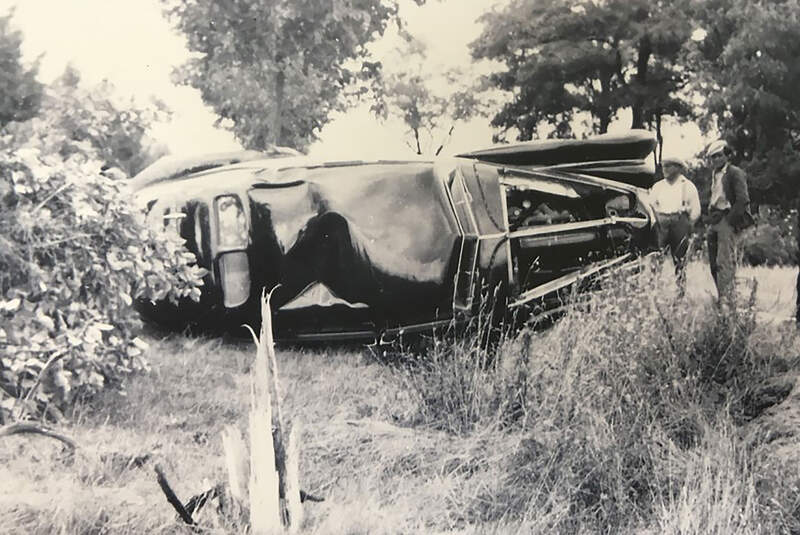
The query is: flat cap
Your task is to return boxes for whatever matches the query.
[706,139,728,157]
[661,155,686,168]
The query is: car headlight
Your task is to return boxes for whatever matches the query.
[215,195,248,249]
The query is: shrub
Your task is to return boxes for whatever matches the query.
[0,115,205,421]
[740,207,798,266]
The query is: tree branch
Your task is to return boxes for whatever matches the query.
[31,182,74,215]
[154,463,195,525]
[23,349,68,408]
[0,422,77,450]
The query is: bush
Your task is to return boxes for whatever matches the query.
[740,207,798,266]
[0,116,205,421]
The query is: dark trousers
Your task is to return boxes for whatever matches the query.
[707,216,738,305]
[656,212,692,294]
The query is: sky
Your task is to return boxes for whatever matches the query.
[2,0,706,163]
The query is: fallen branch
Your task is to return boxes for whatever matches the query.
[154,463,195,526]
[184,483,225,518]
[0,422,77,450]
[16,349,68,420]
[300,490,324,503]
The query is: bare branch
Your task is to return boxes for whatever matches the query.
[154,463,195,525]
[0,422,77,450]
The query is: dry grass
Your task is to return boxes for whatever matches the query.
[1,259,799,534]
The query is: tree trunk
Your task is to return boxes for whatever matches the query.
[266,1,284,148]
[655,109,663,166]
[597,71,613,134]
[598,113,611,135]
[631,37,652,129]
[269,69,285,147]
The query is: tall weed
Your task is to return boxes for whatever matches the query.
[390,258,798,532]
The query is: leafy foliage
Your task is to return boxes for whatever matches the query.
[0,10,43,128]
[0,87,205,421]
[691,0,800,207]
[165,0,423,151]
[4,65,170,178]
[740,207,798,266]
[471,0,695,142]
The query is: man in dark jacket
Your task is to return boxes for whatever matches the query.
[704,139,753,307]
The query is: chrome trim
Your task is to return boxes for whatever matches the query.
[379,319,455,343]
[451,167,481,311]
[509,253,632,309]
[507,216,649,239]
[520,231,597,248]
[541,158,649,170]
[498,182,514,287]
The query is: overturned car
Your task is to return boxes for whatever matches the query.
[131,131,658,341]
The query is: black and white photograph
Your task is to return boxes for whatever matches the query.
[1,0,799,533]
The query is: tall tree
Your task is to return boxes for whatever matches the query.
[369,37,447,155]
[165,0,423,152]
[471,0,694,142]
[382,70,447,155]
[691,0,800,206]
[0,10,43,128]
[370,35,497,155]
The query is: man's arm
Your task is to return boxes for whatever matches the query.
[727,166,750,225]
[687,180,701,224]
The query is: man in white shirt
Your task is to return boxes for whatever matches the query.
[650,156,701,296]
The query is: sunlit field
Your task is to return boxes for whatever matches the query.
[2,261,800,534]
[678,260,795,322]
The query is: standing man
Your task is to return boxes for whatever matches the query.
[704,140,753,307]
[650,156,701,296]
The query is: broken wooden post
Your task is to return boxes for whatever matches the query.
[238,287,305,533]
[156,288,312,530]
[248,289,282,534]
[221,424,248,524]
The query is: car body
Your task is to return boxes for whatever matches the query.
[131,131,658,341]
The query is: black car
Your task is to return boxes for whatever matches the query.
[131,131,658,341]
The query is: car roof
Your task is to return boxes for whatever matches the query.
[131,149,438,191]
[131,130,657,191]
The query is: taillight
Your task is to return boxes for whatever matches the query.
[215,195,248,249]
[218,251,251,308]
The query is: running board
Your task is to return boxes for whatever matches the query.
[509,253,633,309]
